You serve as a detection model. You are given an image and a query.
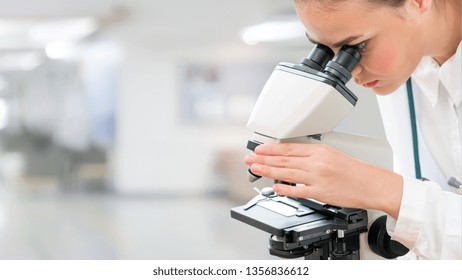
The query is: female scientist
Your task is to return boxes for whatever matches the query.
[244,0,461,259]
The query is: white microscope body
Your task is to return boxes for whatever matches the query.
[236,44,409,259]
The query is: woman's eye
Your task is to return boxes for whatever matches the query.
[355,41,369,52]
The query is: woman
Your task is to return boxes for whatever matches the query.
[244,0,461,259]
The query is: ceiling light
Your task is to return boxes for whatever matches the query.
[0,17,99,50]
[241,19,305,45]
[0,51,44,71]
[29,17,98,45]
[45,41,72,59]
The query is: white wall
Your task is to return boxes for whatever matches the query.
[113,44,255,194]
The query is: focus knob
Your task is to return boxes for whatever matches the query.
[368,215,410,259]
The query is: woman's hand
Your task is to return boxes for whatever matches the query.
[244,143,403,219]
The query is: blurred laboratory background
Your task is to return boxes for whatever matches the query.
[0,0,385,259]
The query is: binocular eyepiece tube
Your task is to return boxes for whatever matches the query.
[301,44,362,84]
[300,44,334,71]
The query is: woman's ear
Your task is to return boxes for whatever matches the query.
[412,0,432,12]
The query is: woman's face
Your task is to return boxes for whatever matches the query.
[296,0,426,95]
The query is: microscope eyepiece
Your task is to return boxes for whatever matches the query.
[300,44,335,72]
[324,45,362,84]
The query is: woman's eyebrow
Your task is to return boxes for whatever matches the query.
[305,32,362,48]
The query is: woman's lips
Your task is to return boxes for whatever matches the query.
[362,80,379,88]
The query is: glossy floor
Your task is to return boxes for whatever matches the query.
[0,188,278,260]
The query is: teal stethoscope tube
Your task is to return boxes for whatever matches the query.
[406,78,423,180]
[406,79,461,188]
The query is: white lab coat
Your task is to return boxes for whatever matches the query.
[376,42,462,259]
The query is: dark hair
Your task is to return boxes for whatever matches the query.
[365,0,407,7]
[295,0,407,8]
[295,0,449,12]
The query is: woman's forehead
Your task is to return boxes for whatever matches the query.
[296,1,383,44]
[299,8,362,41]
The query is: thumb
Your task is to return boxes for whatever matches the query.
[273,184,313,199]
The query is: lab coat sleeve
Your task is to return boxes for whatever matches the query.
[387,176,462,259]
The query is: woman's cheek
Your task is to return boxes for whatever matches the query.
[368,46,398,75]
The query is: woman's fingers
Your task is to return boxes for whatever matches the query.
[249,163,312,185]
[273,184,315,198]
[255,143,320,157]
[244,153,310,170]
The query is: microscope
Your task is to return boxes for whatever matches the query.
[230,44,409,260]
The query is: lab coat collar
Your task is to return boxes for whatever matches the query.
[411,41,462,108]
[411,56,440,108]
[440,41,461,108]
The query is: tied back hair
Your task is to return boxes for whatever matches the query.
[294,0,407,8]
[294,0,449,11]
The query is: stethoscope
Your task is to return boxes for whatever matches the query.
[406,78,461,189]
